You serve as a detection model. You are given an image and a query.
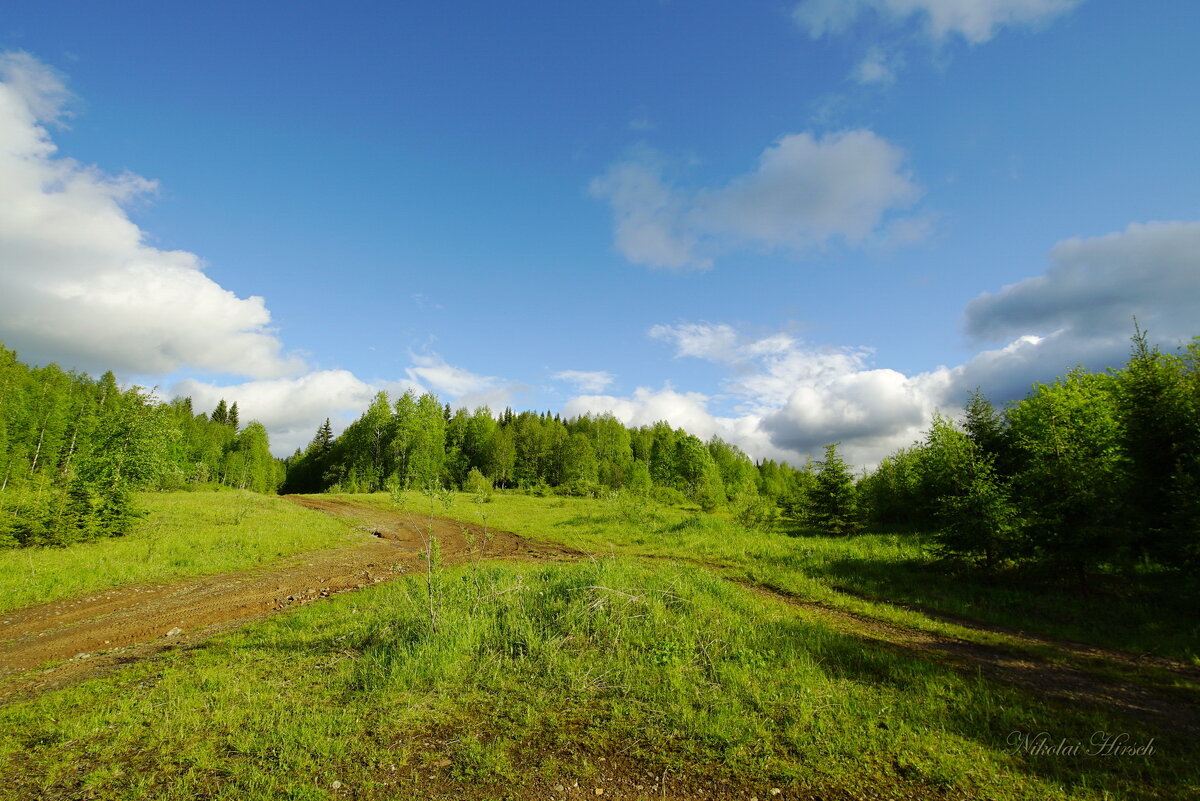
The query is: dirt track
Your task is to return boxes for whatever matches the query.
[0,496,580,702]
[739,581,1200,734]
[1,496,1196,736]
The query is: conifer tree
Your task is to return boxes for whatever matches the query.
[314,418,334,454]
[811,443,857,535]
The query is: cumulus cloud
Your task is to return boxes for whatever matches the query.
[406,353,525,412]
[567,232,1200,468]
[553,370,615,393]
[662,324,947,465]
[587,159,707,270]
[569,323,951,468]
[174,370,384,456]
[942,219,1200,404]
[965,220,1200,344]
[793,0,1084,44]
[173,350,522,456]
[590,130,921,270]
[0,51,303,379]
[564,385,719,438]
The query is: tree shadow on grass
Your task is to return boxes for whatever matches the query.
[806,553,1200,663]
[757,614,1196,801]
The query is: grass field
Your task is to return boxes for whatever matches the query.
[0,490,1196,800]
[0,490,357,614]
[357,490,1200,665]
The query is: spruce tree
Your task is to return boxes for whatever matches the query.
[314,418,334,454]
[811,443,857,535]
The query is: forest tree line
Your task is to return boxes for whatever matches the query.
[287,329,1199,579]
[282,391,815,527]
[6,327,1197,581]
[859,331,1200,577]
[0,344,281,547]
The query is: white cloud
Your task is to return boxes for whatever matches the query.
[173,350,521,456]
[564,386,718,438]
[0,52,72,124]
[174,370,384,456]
[588,159,708,270]
[553,370,615,393]
[0,51,303,379]
[565,236,1200,468]
[591,130,922,270]
[943,219,1200,404]
[649,323,744,363]
[648,321,796,366]
[572,322,951,469]
[407,353,496,397]
[793,0,1084,44]
[852,46,900,84]
[406,353,524,413]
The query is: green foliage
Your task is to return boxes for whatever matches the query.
[811,443,858,535]
[0,344,285,548]
[730,491,778,531]
[1114,329,1200,567]
[856,447,922,531]
[464,466,493,502]
[963,389,1015,477]
[1006,369,1126,576]
[919,416,1019,568]
[860,328,1200,580]
[625,458,652,494]
[559,431,599,495]
[292,391,813,527]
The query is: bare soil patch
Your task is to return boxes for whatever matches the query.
[285,494,584,562]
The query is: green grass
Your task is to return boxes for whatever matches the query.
[2,558,1192,800]
[1,490,1195,799]
[344,490,1200,665]
[0,491,358,613]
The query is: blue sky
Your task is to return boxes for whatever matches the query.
[2,1,1198,465]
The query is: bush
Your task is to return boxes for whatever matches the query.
[731,493,778,531]
[465,468,493,502]
[650,485,688,507]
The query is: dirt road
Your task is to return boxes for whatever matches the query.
[1,495,1195,736]
[0,496,579,702]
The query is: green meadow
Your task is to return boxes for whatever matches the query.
[0,491,357,614]
[0,491,1195,800]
